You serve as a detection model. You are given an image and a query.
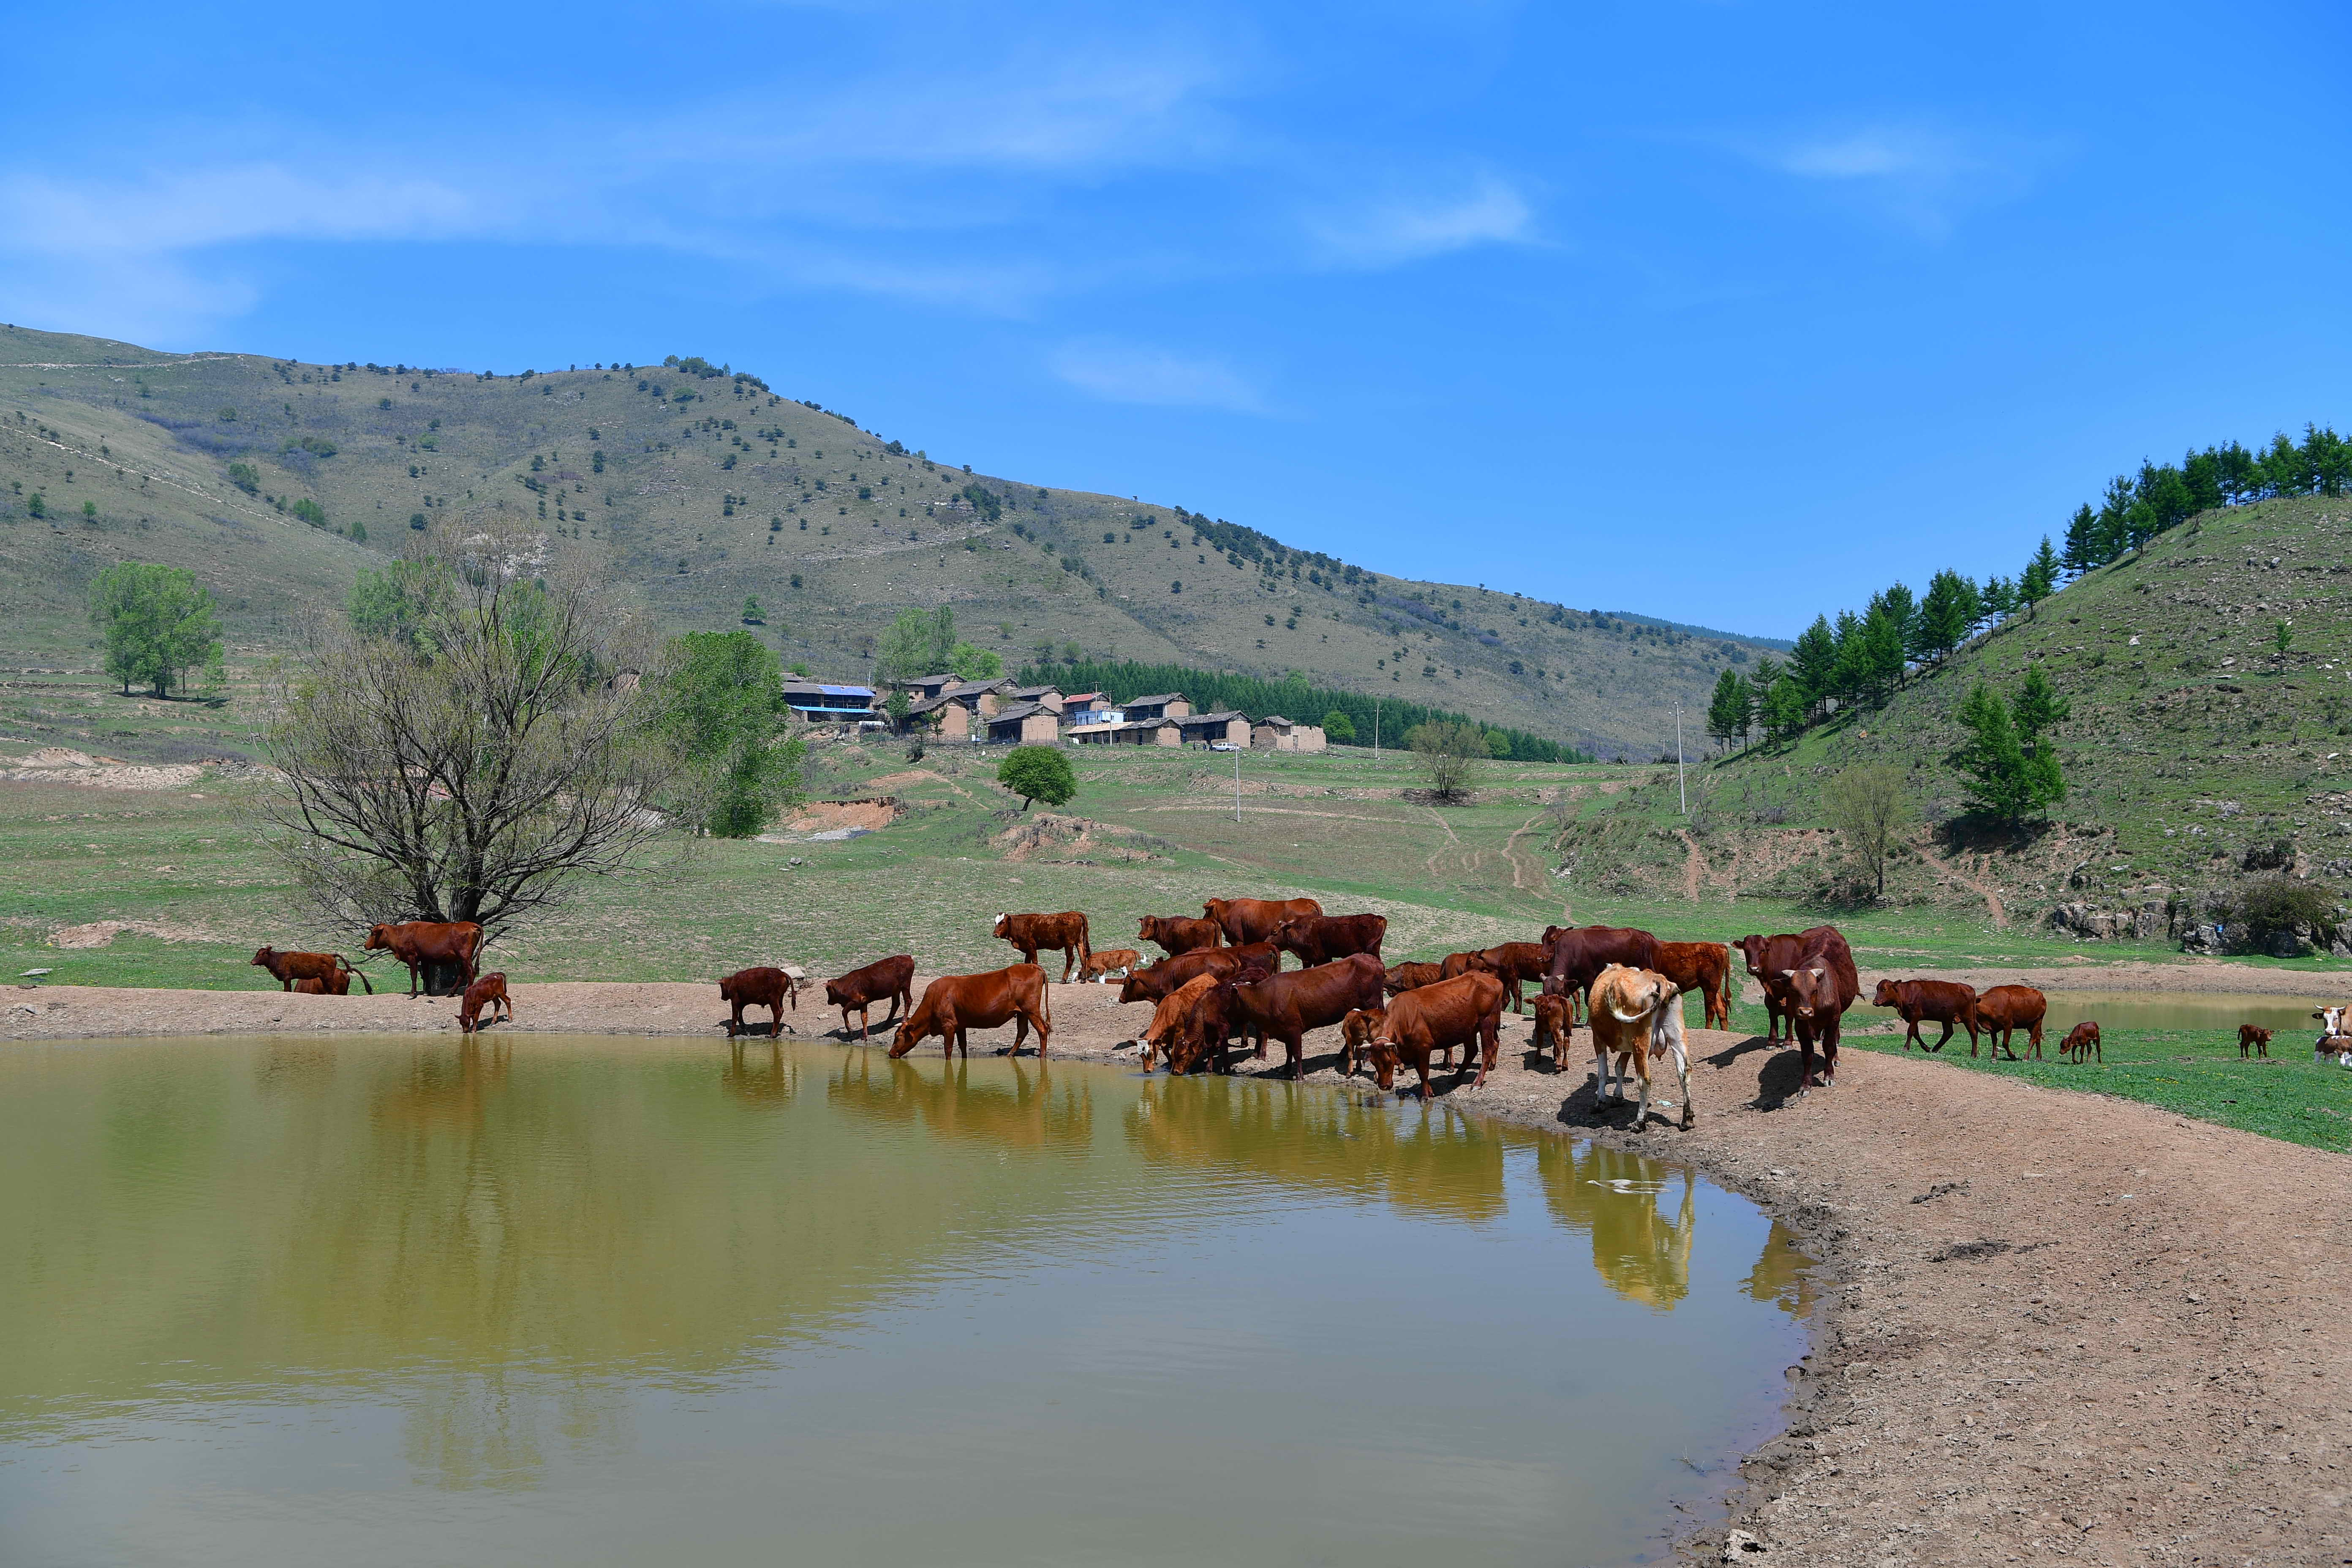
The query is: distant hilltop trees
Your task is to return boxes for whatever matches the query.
[2061,424,2349,575]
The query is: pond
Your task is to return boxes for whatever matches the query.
[2034,990,2334,1036]
[0,1037,1814,1568]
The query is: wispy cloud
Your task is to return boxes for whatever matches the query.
[1049,339,1269,414]
[1749,123,2050,238]
[1305,172,1533,268]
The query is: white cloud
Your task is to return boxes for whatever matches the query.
[1049,339,1268,414]
[1306,172,1533,268]
[1752,123,2047,238]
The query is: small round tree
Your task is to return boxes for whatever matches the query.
[998,745,1076,813]
[1322,709,1356,744]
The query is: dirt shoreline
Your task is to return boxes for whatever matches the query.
[9,979,2349,1565]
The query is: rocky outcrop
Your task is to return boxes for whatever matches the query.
[2044,900,2167,942]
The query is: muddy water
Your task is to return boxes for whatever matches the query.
[2034,990,2333,1034]
[0,1037,1811,1568]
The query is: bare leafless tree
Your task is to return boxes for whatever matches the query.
[262,527,691,935]
[1822,763,1913,901]
[1408,719,1488,804]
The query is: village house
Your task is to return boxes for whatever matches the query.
[984,701,1062,746]
[1250,714,1327,753]
[1119,692,1192,722]
[1177,710,1253,748]
[907,677,1013,741]
[781,681,879,727]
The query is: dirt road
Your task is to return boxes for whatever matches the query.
[8,978,2348,1565]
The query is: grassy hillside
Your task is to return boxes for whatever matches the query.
[1556,492,2352,941]
[0,324,1777,760]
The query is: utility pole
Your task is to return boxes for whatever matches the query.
[1673,706,1688,814]
[1373,696,1381,759]
[1233,741,1242,824]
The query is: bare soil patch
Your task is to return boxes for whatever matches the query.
[8,980,2347,1564]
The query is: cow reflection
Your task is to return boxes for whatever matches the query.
[1741,1219,1819,1316]
[723,1040,798,1109]
[372,1039,512,1132]
[1537,1141,1695,1310]
[826,1052,1091,1152]
[1125,1076,1506,1224]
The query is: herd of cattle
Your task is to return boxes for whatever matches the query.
[251,901,2352,1120]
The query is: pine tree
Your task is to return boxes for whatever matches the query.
[1788,618,1837,712]
[1706,669,1751,753]
[2061,504,2097,578]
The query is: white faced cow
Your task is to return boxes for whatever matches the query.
[2317,1005,2352,1067]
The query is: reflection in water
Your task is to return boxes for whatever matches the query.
[0,1037,1814,1568]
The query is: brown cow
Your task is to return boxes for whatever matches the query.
[1383,961,1445,996]
[1078,948,1143,983]
[1775,927,1859,1089]
[2238,1023,2271,1059]
[1652,941,1731,1030]
[292,977,329,994]
[1541,925,1661,1004]
[1202,896,1322,946]
[719,966,797,1038]
[365,921,485,997]
[1339,1007,1386,1078]
[890,964,1052,1059]
[1733,927,1841,1042]
[1366,971,1508,1096]
[1584,965,1689,1131]
[2063,1021,2104,1063]
[993,911,1090,981]
[250,946,372,994]
[1138,974,1221,1073]
[1272,912,1386,968]
[1117,943,1278,1004]
[1530,991,1575,1071]
[1972,985,2047,1061]
[824,955,916,1041]
[1167,960,1280,1073]
[458,972,512,1034]
[1138,915,1223,957]
[1870,978,1980,1054]
[1180,952,1384,1079]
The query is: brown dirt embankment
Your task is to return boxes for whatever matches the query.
[7,979,2348,1565]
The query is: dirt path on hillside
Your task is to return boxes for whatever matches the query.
[10,980,2347,1564]
[1504,810,1547,893]
[1675,827,1705,901]
[1918,841,2010,928]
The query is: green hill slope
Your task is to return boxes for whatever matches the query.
[1562,492,2352,944]
[0,324,1775,759]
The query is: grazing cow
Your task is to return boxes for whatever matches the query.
[719,966,797,1039]
[1138,974,1220,1073]
[993,911,1090,981]
[1117,943,1278,1005]
[1078,948,1143,983]
[2062,1021,2104,1063]
[365,921,486,997]
[1167,959,1281,1073]
[824,955,916,1041]
[890,964,1052,1060]
[1871,978,1981,1054]
[1585,965,1686,1130]
[1733,927,1843,1043]
[1652,942,1732,1031]
[1366,971,1508,1096]
[292,977,329,994]
[2237,1024,2271,1059]
[458,972,512,1035]
[1972,985,2047,1061]
[250,946,372,994]
[1530,991,1575,1072]
[1138,915,1222,957]
[1383,961,1446,996]
[1272,912,1387,969]
[1186,952,1384,1079]
[1339,1007,1386,1078]
[2317,1007,2352,1064]
[1770,927,1859,1089]
[1541,925,1661,1005]
[1202,896,1323,946]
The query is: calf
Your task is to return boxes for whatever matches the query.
[1366,971,1508,1096]
[1652,941,1731,1030]
[1871,978,1980,1054]
[824,955,916,1041]
[890,964,1052,1060]
[1586,965,1685,1130]
[1078,947,1143,983]
[2062,1021,2104,1064]
[1138,915,1222,957]
[1118,943,1278,1004]
[1973,985,2047,1061]
[250,946,372,994]
[1382,961,1445,996]
[719,966,797,1039]
[1339,1007,1386,1078]
[458,972,512,1035]
[365,920,485,997]
[1272,912,1387,968]
[292,977,329,995]
[1202,896,1323,945]
[1530,991,1575,1072]
[2237,1023,2271,1059]
[993,911,1090,981]
[1187,952,1385,1079]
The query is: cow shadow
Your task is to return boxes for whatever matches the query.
[1701,1034,1810,1110]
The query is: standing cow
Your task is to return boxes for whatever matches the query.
[993,911,1091,981]
[1973,985,2047,1061]
[719,966,797,1039]
[1651,941,1731,1031]
[251,947,373,994]
[1365,970,1508,1096]
[1138,915,1223,957]
[1871,978,1980,1054]
[890,965,1053,1060]
[1775,928,1859,1089]
[1202,896,1323,946]
[364,921,485,998]
[1271,913,1386,968]
[1541,925,1661,1006]
[1733,927,1842,1044]
[1586,965,1689,1131]
[825,955,917,1041]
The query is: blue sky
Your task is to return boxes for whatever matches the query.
[6,2,2347,637]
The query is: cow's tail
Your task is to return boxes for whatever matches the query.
[341,957,374,995]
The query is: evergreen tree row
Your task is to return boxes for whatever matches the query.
[2060,424,2350,574]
